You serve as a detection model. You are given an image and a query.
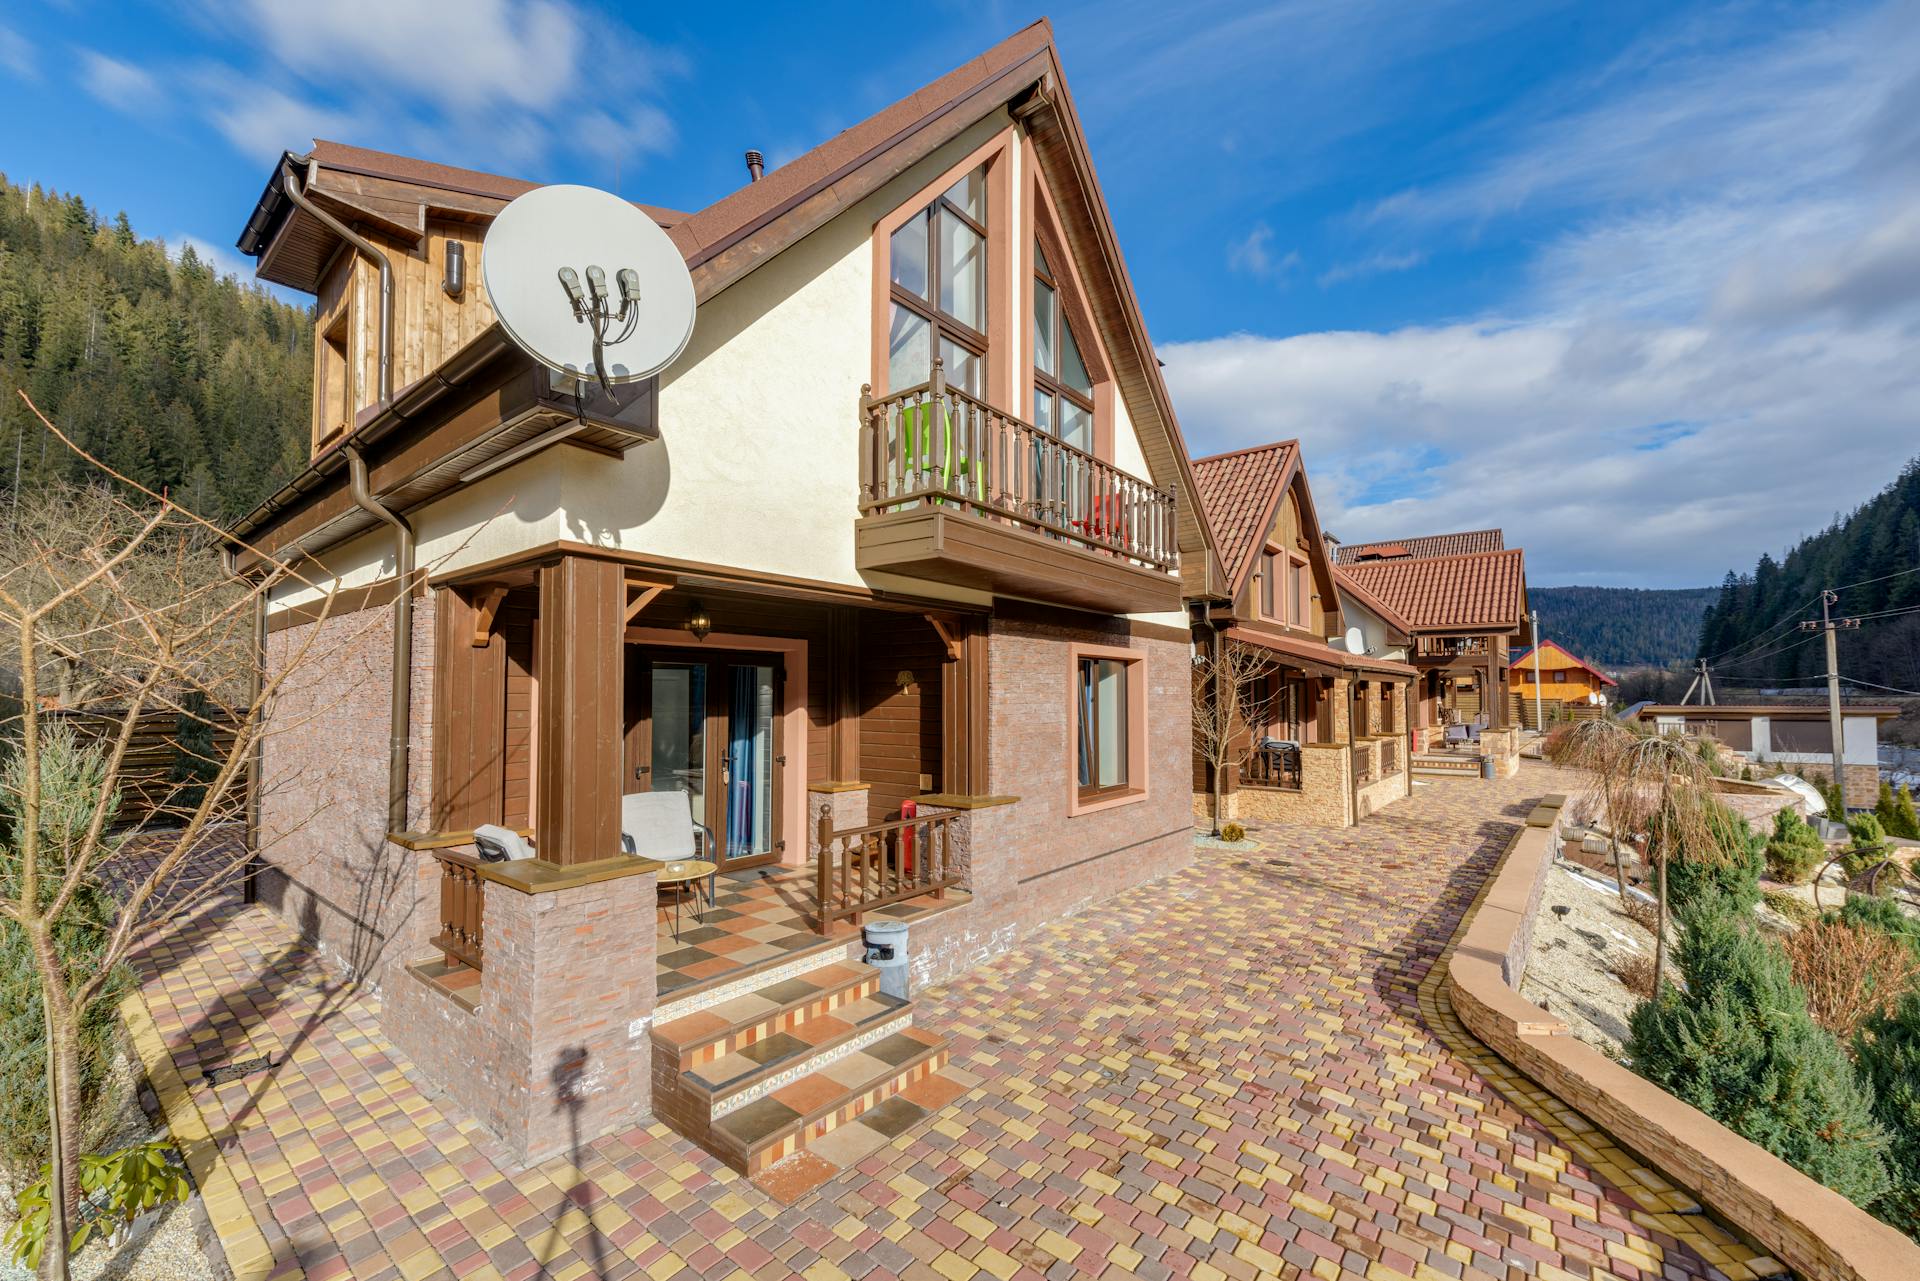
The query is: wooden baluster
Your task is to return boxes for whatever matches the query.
[859,384,873,507]
[817,813,833,930]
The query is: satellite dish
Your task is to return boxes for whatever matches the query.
[482,184,694,389]
[1344,626,1365,654]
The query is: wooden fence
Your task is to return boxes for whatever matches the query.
[40,705,240,829]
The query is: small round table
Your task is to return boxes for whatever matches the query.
[656,859,717,943]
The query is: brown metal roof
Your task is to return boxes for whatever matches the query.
[1223,626,1416,679]
[1508,639,1617,686]
[1335,528,1505,563]
[1335,548,1528,633]
[1191,442,1296,592]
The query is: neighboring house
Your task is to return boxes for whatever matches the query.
[1629,704,1899,810]
[1189,442,1416,826]
[1331,536,1529,772]
[1509,639,1617,709]
[224,22,1219,1176]
[1336,528,1504,563]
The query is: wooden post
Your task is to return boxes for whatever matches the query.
[535,554,625,864]
[940,615,989,796]
[829,607,861,783]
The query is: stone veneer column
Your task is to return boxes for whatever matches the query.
[808,784,871,860]
[385,859,658,1168]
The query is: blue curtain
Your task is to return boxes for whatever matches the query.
[727,666,758,858]
[1076,663,1094,787]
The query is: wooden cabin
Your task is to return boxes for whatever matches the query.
[226,21,1220,1174]
[1509,639,1616,708]
[1189,442,1416,826]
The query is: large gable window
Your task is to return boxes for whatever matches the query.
[888,166,987,396]
[1032,240,1093,451]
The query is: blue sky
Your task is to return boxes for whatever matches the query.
[3,1,1917,588]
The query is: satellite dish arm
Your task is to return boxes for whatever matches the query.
[282,158,392,404]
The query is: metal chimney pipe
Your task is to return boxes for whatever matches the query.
[745,149,764,182]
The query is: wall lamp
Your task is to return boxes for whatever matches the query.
[685,601,712,641]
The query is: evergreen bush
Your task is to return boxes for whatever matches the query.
[0,730,136,1182]
[1836,895,1920,961]
[1856,993,1920,1240]
[1627,894,1891,1207]
[1665,802,1764,915]
[1892,784,1920,841]
[1764,808,1827,885]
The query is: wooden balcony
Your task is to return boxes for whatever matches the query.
[1415,635,1491,659]
[856,368,1181,614]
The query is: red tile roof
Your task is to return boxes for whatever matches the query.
[1335,548,1527,632]
[1335,529,1504,563]
[1191,442,1296,591]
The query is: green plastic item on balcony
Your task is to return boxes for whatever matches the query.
[899,399,971,500]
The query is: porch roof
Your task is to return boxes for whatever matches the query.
[1224,626,1416,680]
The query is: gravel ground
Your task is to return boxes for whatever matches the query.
[1521,860,1662,1060]
[0,1046,215,1281]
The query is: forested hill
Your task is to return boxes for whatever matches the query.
[0,174,311,523]
[1530,585,1717,669]
[1696,457,1920,692]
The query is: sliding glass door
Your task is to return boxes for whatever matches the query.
[637,650,784,869]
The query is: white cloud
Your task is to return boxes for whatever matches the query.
[0,25,34,81]
[165,233,253,282]
[1164,1,1920,589]
[1316,250,1424,288]
[1227,223,1300,281]
[196,73,365,165]
[78,50,163,111]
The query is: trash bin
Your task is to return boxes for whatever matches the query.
[863,919,911,1001]
[1479,755,1495,779]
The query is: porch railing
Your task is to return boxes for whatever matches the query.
[1352,741,1374,784]
[1379,736,1399,776]
[860,361,1179,572]
[1242,743,1302,790]
[432,851,486,971]
[815,809,961,934]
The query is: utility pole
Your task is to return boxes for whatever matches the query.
[1801,590,1860,811]
[1679,658,1713,706]
[1529,609,1543,733]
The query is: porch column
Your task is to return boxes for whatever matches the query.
[1484,651,1506,729]
[940,615,990,796]
[535,554,625,864]
[829,606,861,782]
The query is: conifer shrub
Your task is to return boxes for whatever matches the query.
[1856,992,1920,1239]
[1764,808,1828,885]
[1835,894,1920,961]
[1892,784,1920,841]
[1627,894,1891,1207]
[1665,802,1764,915]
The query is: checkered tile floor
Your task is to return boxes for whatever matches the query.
[655,865,969,999]
[129,765,1787,1281]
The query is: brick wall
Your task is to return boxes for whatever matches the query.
[385,869,659,1166]
[908,616,1192,988]
[256,596,436,992]
[1234,745,1351,826]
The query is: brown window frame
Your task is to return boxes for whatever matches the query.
[1259,549,1278,619]
[1069,643,1147,815]
[318,308,351,450]
[889,171,989,396]
[1033,241,1095,442]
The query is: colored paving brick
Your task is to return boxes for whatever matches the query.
[127,764,1785,1280]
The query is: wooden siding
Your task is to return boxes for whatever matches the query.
[860,614,945,822]
[431,586,505,832]
[310,218,498,455]
[501,593,536,828]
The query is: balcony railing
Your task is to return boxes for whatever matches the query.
[1242,740,1303,791]
[860,361,1179,573]
[1416,635,1490,658]
[1352,741,1374,784]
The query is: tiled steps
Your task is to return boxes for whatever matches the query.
[652,955,957,1177]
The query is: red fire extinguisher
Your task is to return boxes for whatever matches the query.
[899,799,917,876]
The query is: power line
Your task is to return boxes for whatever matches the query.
[1699,592,1820,664]
[1837,675,1920,697]
[1716,630,1822,669]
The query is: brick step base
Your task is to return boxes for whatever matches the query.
[651,953,954,1180]
[1412,755,1482,774]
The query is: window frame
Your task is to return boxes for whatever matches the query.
[1032,239,1095,446]
[888,170,990,396]
[1067,641,1148,815]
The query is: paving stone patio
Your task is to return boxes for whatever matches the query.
[128,764,1787,1280]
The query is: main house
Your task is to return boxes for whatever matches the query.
[1332,529,1529,776]
[225,22,1221,1178]
[1189,442,1416,826]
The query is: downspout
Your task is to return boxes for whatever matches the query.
[1210,624,1224,835]
[282,153,410,831]
[346,448,415,834]
[221,546,269,902]
[280,156,393,402]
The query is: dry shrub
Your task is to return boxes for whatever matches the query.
[1782,919,1920,1040]
[1610,953,1658,999]
[1620,895,1660,936]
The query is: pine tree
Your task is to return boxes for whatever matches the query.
[1857,993,1920,1240]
